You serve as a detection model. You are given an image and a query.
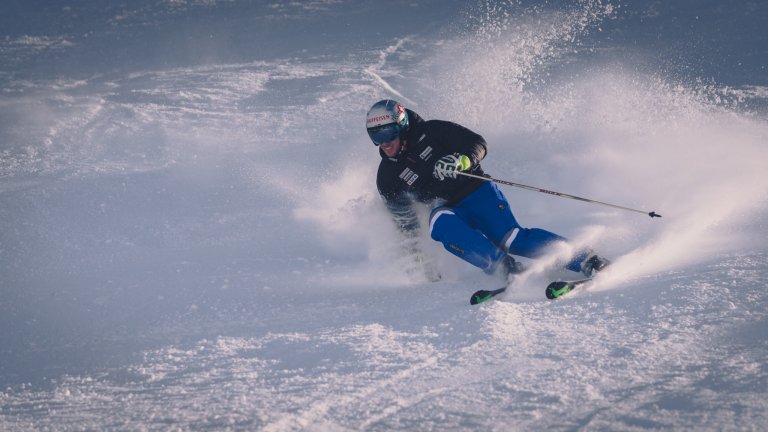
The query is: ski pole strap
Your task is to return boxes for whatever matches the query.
[456,171,661,218]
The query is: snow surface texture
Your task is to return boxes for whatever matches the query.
[2,0,768,430]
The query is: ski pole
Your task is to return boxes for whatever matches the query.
[455,171,661,218]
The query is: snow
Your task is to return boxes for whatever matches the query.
[2,0,768,430]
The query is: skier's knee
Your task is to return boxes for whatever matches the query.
[429,206,455,241]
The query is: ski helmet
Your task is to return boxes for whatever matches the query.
[365,99,409,145]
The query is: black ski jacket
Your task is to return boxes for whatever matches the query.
[376,109,488,233]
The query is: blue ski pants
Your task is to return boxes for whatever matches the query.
[429,182,586,273]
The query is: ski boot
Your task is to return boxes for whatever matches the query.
[499,254,526,281]
[581,254,611,277]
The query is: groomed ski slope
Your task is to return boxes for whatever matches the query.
[2,1,768,430]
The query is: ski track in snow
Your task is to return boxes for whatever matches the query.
[2,0,768,430]
[2,253,767,430]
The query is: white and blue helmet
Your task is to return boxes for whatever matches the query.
[366,99,409,145]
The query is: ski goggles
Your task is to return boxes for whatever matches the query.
[367,123,400,146]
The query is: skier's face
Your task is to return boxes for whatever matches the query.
[379,137,401,157]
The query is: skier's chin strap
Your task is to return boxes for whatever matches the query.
[399,137,408,155]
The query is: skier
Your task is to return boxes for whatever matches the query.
[366,99,610,282]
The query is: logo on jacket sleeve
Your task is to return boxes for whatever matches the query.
[399,168,419,186]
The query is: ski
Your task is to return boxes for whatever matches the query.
[470,287,507,305]
[470,278,593,305]
[545,278,592,299]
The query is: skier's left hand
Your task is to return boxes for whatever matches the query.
[433,153,471,181]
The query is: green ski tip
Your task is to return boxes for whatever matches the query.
[545,281,573,299]
[470,287,507,305]
[545,278,592,300]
